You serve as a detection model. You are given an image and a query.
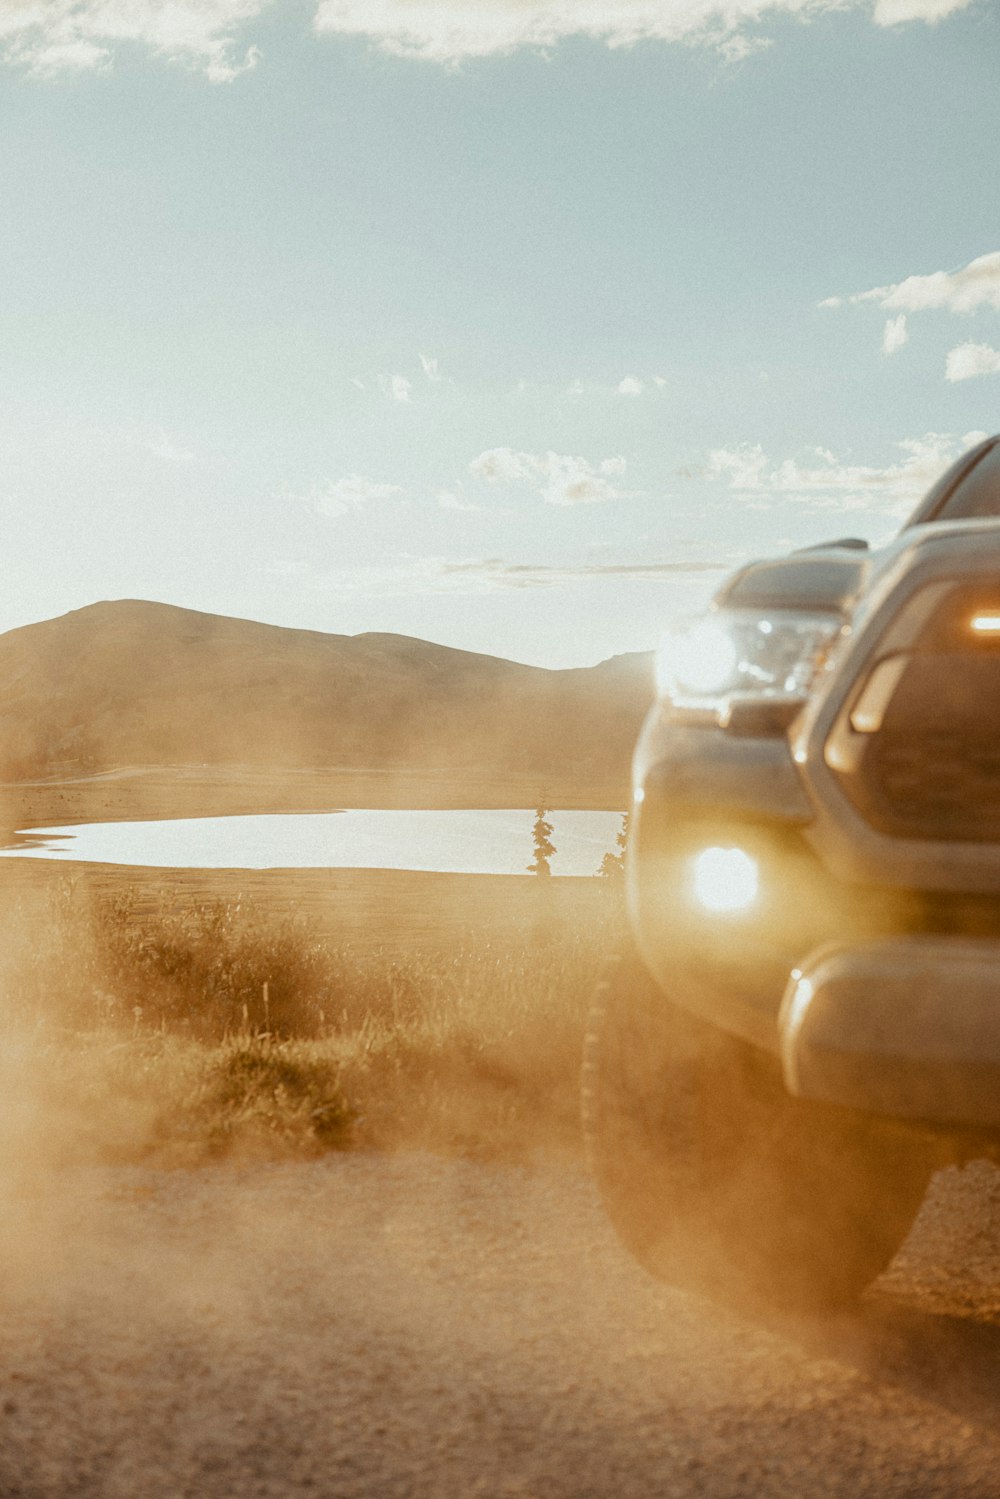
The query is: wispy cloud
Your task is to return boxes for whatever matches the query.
[80,421,198,464]
[872,0,976,24]
[564,374,665,399]
[945,342,1000,382]
[882,314,908,355]
[437,557,729,588]
[378,373,413,403]
[309,552,728,601]
[437,488,482,512]
[0,0,265,81]
[469,448,629,506]
[308,474,403,517]
[311,0,974,65]
[823,251,1000,315]
[704,433,979,516]
[147,431,195,463]
[3,0,974,79]
[705,443,770,491]
[419,354,442,383]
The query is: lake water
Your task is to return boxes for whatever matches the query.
[0,809,625,878]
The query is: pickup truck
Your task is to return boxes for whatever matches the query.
[583,433,1000,1312]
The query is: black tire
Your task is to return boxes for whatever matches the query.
[582,949,933,1314]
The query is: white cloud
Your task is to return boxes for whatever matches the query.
[873,0,975,21]
[563,375,663,398]
[437,488,482,512]
[705,433,974,517]
[1,0,974,78]
[469,448,535,485]
[311,0,973,65]
[378,373,412,403]
[945,341,1000,382]
[882,314,908,355]
[419,353,441,382]
[0,0,265,81]
[311,552,727,601]
[311,474,403,517]
[437,557,729,588]
[826,251,1000,316]
[469,447,629,505]
[706,442,770,490]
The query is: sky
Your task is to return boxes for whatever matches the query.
[2,0,999,668]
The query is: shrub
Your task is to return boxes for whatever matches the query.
[195,1036,354,1155]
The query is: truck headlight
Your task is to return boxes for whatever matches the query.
[656,609,845,712]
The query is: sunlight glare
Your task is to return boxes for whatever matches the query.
[691,846,759,914]
[658,620,738,699]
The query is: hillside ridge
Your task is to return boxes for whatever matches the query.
[0,600,654,793]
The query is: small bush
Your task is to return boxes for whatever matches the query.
[194,1036,354,1156]
[90,893,341,1036]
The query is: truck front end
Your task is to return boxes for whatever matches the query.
[630,520,1000,1148]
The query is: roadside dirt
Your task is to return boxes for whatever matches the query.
[1,1154,999,1498]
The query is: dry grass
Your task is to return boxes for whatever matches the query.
[0,875,625,1170]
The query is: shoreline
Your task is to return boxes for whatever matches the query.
[0,765,627,951]
[1,762,629,831]
[0,854,623,953]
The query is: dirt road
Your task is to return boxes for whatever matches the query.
[1,1154,999,1498]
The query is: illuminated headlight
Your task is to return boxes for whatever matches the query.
[656,609,845,712]
[690,846,760,914]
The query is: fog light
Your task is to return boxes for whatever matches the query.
[690,846,759,914]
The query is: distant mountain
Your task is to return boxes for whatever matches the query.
[0,601,654,793]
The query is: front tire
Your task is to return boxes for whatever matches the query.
[582,949,932,1313]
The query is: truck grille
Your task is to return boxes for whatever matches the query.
[835,586,1000,843]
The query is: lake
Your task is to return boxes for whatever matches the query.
[0,809,625,878]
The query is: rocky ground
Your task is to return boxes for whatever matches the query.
[1,1153,999,1498]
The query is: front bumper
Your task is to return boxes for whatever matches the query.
[629,716,899,1052]
[630,711,1000,1133]
[782,938,1000,1130]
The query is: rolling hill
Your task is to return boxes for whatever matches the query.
[0,601,654,799]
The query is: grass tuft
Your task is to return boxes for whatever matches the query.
[0,875,625,1168]
[197,1037,354,1156]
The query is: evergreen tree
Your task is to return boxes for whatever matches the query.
[598,812,630,879]
[528,807,555,877]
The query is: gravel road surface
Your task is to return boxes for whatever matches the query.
[1,1153,999,1498]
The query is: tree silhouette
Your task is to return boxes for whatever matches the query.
[598,812,630,879]
[528,806,555,877]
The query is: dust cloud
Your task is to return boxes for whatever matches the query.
[1,1148,1000,1498]
[1,847,1000,1495]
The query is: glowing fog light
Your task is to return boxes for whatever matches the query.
[690,846,760,914]
[971,614,1000,635]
